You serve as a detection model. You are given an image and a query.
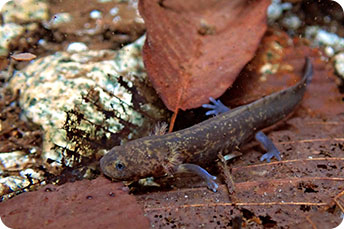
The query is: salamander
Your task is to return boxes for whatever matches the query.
[100,58,313,192]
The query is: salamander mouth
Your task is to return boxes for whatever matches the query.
[99,156,114,178]
[99,156,106,170]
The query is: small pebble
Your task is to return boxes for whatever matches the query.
[281,15,301,30]
[90,10,102,19]
[66,42,88,52]
[324,46,335,57]
[108,192,115,197]
[334,52,344,79]
[109,7,119,16]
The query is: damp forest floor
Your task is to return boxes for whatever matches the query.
[1,0,344,229]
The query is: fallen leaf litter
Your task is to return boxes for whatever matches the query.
[0,0,344,228]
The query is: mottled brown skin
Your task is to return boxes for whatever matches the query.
[101,58,313,182]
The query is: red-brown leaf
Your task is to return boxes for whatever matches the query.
[0,177,150,229]
[139,0,270,111]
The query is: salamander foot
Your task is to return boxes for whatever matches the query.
[177,163,218,192]
[255,131,282,162]
[206,176,219,193]
[202,97,230,115]
[260,149,281,162]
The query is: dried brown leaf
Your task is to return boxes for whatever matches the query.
[139,0,270,111]
[0,177,150,229]
[136,115,344,228]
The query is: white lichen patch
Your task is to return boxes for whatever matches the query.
[19,168,42,180]
[0,151,32,171]
[9,36,152,162]
[281,14,301,31]
[1,0,48,23]
[0,0,49,56]
[44,13,73,29]
[0,23,24,56]
[0,150,43,198]
[305,26,344,54]
[267,0,292,23]
[0,176,30,193]
[259,63,279,76]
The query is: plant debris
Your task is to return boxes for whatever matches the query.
[10,52,37,61]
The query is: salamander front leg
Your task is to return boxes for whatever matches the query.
[202,97,230,115]
[255,131,281,162]
[176,163,218,192]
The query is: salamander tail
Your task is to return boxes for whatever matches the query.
[304,57,313,85]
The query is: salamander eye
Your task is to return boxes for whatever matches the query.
[116,162,125,171]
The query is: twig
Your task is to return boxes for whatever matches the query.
[144,201,328,212]
[305,215,317,229]
[232,157,344,171]
[217,153,235,194]
[334,190,344,213]
[168,109,178,132]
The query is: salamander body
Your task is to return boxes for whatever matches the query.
[100,58,313,186]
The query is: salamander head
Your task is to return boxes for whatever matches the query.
[100,145,160,181]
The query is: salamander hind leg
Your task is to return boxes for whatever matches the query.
[202,97,230,115]
[177,164,218,192]
[255,131,282,162]
[163,152,218,192]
